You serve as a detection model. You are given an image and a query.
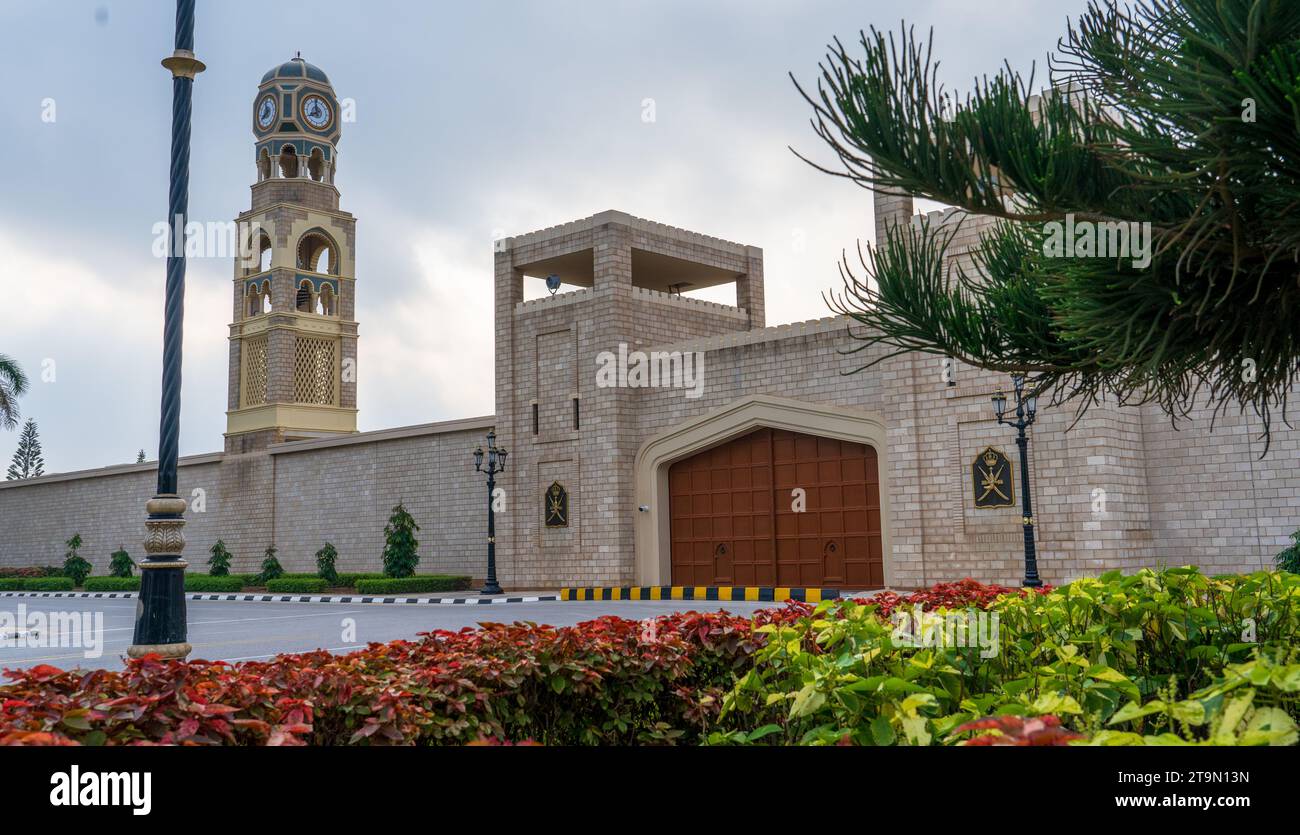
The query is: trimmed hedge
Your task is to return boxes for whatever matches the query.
[0,577,75,592]
[30,578,75,591]
[335,572,388,587]
[83,577,142,592]
[354,575,471,595]
[0,566,63,578]
[266,578,329,594]
[244,572,385,586]
[184,575,246,593]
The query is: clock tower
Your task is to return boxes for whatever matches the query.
[226,56,358,452]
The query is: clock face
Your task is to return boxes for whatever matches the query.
[300,94,332,130]
[256,95,277,130]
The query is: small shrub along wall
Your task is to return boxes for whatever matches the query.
[354,576,471,595]
[83,577,142,592]
[266,578,330,594]
[0,569,1294,747]
[184,575,246,593]
[0,577,75,592]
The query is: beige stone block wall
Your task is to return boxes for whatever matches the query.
[266,421,490,575]
[0,456,225,574]
[0,420,491,579]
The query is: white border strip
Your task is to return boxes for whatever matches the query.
[0,591,559,606]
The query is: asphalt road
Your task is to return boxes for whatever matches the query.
[0,597,777,672]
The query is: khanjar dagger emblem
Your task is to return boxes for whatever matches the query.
[972,446,1014,508]
[545,481,569,527]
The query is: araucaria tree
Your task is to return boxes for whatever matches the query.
[0,354,27,431]
[256,545,284,584]
[6,418,44,480]
[63,534,91,587]
[382,503,420,578]
[315,542,339,584]
[109,547,135,578]
[208,540,233,576]
[795,0,1299,445]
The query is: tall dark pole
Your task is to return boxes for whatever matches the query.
[994,376,1042,588]
[484,467,501,595]
[473,432,506,595]
[1014,411,1041,588]
[129,0,204,659]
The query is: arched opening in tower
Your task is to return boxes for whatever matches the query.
[278,145,299,178]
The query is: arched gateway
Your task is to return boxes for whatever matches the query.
[668,427,883,587]
[633,395,893,589]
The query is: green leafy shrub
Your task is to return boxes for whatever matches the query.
[335,572,387,587]
[184,575,246,593]
[62,534,91,587]
[84,577,141,592]
[709,567,1300,746]
[1276,529,1300,574]
[255,572,385,587]
[315,543,339,584]
[267,578,329,594]
[381,504,420,578]
[253,545,283,584]
[18,577,75,592]
[0,579,27,591]
[355,575,472,595]
[1084,653,1299,746]
[207,540,233,576]
[108,547,134,578]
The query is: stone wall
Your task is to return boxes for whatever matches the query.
[622,318,1296,587]
[0,455,224,574]
[0,418,492,578]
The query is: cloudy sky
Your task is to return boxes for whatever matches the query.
[0,0,1083,473]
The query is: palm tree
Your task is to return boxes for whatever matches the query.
[0,354,28,431]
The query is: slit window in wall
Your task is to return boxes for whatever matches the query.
[572,397,580,430]
[532,402,539,435]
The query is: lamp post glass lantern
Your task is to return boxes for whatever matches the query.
[993,375,1043,588]
[473,431,507,595]
[129,0,205,660]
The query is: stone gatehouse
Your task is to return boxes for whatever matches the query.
[2,58,1295,589]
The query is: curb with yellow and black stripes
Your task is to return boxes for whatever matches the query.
[559,586,840,603]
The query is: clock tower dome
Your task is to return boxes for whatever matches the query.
[225,56,358,452]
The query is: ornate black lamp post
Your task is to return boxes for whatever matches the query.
[992,375,1042,588]
[128,0,204,659]
[472,431,508,595]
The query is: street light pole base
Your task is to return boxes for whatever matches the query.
[126,642,192,660]
[1022,578,1043,588]
[480,583,503,596]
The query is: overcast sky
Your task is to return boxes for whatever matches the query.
[0,0,1084,473]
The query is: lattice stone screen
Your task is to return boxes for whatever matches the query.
[240,334,269,407]
[294,336,337,405]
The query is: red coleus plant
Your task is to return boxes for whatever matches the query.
[953,715,1085,746]
[0,611,772,747]
[866,578,1051,619]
